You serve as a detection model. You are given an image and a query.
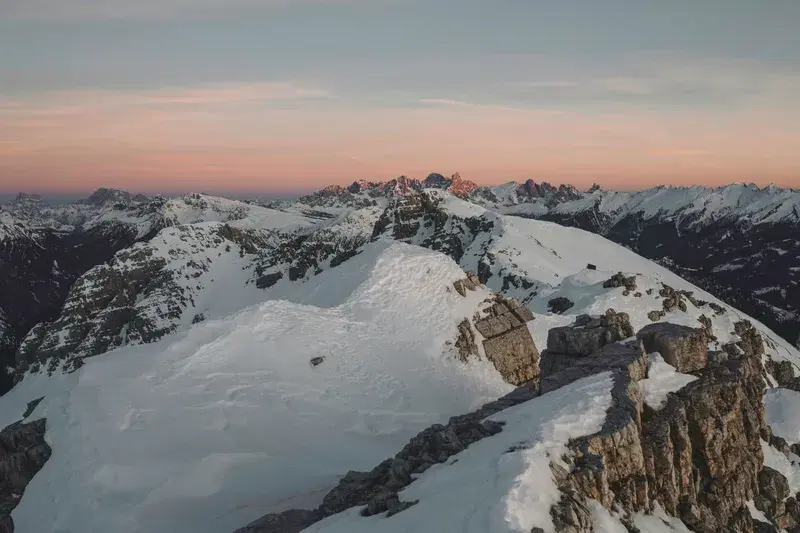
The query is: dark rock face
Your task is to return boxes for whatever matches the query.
[255,272,283,289]
[0,226,140,395]
[637,322,708,373]
[1,417,51,528]
[13,224,274,377]
[532,203,800,348]
[547,297,574,314]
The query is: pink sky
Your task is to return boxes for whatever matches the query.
[2,84,799,195]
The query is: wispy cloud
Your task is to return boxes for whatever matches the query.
[497,58,800,110]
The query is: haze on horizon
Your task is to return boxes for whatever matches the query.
[2,0,800,195]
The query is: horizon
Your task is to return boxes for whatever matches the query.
[1,175,795,205]
[2,1,800,193]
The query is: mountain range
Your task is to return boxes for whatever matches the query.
[0,176,799,533]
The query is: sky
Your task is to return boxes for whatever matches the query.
[1,0,800,195]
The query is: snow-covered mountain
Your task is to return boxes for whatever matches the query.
[2,183,800,533]
[469,180,800,348]
[0,190,318,395]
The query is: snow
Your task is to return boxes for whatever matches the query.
[306,372,614,533]
[747,500,772,525]
[764,388,800,443]
[632,504,694,532]
[7,241,514,533]
[638,353,698,409]
[761,440,800,493]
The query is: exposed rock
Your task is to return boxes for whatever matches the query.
[603,272,638,292]
[735,320,767,359]
[482,327,540,386]
[451,290,539,386]
[648,309,666,322]
[1,418,51,526]
[467,296,539,385]
[452,271,481,297]
[548,297,575,315]
[660,284,689,313]
[553,330,767,533]
[256,272,283,289]
[233,382,540,532]
[545,310,634,360]
[637,322,708,372]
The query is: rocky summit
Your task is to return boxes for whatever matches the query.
[0,180,799,533]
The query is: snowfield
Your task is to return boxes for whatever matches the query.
[3,241,512,533]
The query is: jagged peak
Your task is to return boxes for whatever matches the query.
[84,187,142,207]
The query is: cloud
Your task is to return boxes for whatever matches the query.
[496,57,800,110]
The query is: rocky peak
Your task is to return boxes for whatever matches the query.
[84,187,138,207]
[10,193,42,204]
[447,172,478,198]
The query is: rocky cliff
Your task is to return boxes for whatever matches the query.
[232,310,795,533]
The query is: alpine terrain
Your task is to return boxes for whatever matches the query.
[0,176,799,533]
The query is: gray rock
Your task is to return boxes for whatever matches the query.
[1,418,51,526]
[546,310,633,358]
[547,297,574,315]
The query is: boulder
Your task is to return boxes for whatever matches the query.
[454,294,539,386]
[547,310,634,358]
[482,327,540,385]
[452,271,481,297]
[547,297,575,315]
[637,322,708,373]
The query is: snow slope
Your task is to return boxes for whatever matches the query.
[306,372,614,533]
[3,241,512,533]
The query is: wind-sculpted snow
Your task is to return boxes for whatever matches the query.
[2,242,512,533]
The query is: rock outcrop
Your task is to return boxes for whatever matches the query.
[1,417,51,531]
[232,318,785,533]
[547,296,575,314]
[541,310,634,377]
[233,383,538,533]
[552,322,771,533]
[603,272,638,293]
[637,322,708,373]
[451,274,539,386]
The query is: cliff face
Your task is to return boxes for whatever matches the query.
[233,314,791,533]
